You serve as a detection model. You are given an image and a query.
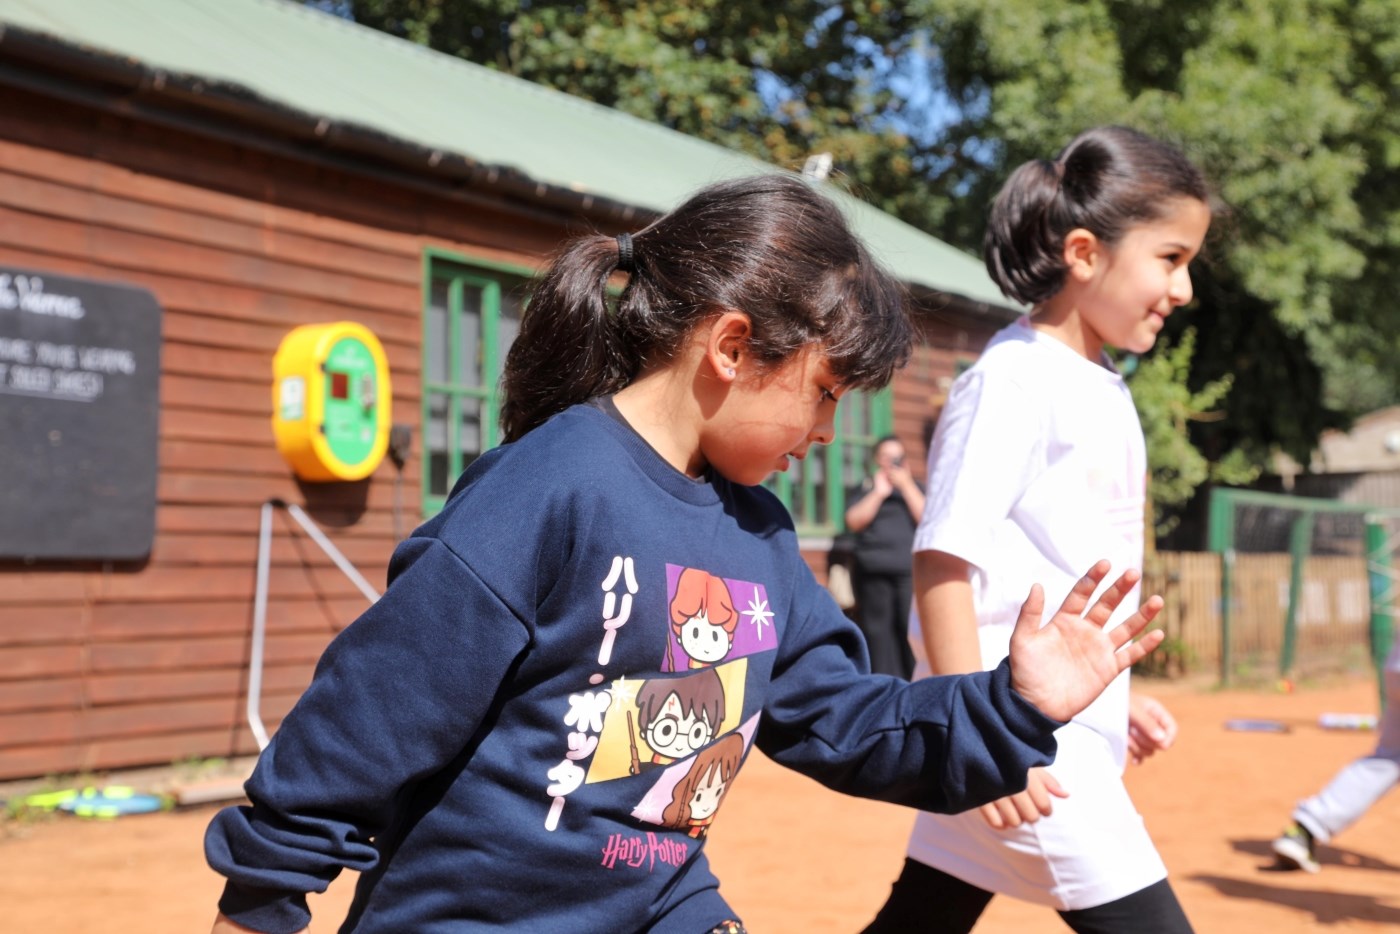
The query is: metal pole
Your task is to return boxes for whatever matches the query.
[1365,519,1395,709]
[283,501,381,603]
[247,501,275,751]
[1207,488,1236,686]
[246,499,382,751]
[1281,512,1315,678]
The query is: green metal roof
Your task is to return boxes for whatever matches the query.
[0,0,1015,309]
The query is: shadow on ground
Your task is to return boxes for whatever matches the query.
[1192,872,1400,925]
[1232,838,1400,874]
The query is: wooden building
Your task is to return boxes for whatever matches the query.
[0,0,1013,781]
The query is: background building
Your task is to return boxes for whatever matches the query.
[0,0,1015,781]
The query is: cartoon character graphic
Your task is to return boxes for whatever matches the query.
[628,668,726,774]
[668,567,738,670]
[661,732,745,839]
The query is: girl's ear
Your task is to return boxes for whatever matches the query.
[1063,228,1101,283]
[705,309,751,382]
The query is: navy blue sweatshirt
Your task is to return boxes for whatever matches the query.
[206,404,1062,932]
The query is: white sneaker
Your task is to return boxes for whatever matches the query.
[1271,826,1320,873]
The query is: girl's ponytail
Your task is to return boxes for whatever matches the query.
[984,158,1068,306]
[500,235,631,442]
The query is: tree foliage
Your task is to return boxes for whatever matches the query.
[1129,329,1258,535]
[331,0,1400,532]
[340,1,934,207]
[906,0,1399,534]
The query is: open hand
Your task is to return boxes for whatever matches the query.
[1008,560,1164,723]
[978,766,1066,830]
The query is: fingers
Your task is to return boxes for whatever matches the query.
[1019,778,1052,823]
[1082,568,1142,627]
[1154,704,1179,748]
[980,772,1066,831]
[1011,583,1046,639]
[1109,595,1164,651]
[1050,559,1112,619]
[1037,769,1069,801]
[1128,695,1178,753]
[985,795,1030,828]
[1126,731,1146,765]
[1113,626,1166,672]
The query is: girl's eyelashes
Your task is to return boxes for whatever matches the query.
[820,387,839,403]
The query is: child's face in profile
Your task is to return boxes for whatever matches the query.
[701,347,845,486]
[1075,196,1211,355]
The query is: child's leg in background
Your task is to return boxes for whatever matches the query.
[861,857,994,934]
[1293,659,1400,843]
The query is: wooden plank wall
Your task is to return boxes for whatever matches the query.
[0,137,422,779]
[0,94,561,781]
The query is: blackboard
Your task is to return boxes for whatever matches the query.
[0,267,163,560]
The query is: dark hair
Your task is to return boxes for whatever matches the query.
[984,126,1210,306]
[501,174,913,441]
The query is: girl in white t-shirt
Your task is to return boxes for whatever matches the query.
[863,126,1212,934]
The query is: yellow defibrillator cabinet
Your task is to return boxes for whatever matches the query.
[272,322,391,481]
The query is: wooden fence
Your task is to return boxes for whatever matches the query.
[1140,552,1374,682]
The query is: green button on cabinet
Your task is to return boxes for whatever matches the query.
[272,322,392,481]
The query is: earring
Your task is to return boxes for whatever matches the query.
[725,367,736,378]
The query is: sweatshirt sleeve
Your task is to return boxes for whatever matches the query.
[204,535,532,934]
[754,557,1061,814]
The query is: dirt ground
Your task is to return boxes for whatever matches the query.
[3,673,1397,933]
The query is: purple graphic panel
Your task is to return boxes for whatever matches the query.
[659,564,777,672]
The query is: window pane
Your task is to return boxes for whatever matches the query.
[459,395,483,462]
[426,392,451,496]
[427,279,451,384]
[498,282,525,360]
[460,284,484,389]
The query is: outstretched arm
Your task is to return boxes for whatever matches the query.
[1007,560,1164,723]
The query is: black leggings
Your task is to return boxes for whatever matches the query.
[862,858,1194,934]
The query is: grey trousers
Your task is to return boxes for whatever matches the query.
[1294,645,1400,843]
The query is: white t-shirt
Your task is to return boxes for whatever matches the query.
[905,318,1165,910]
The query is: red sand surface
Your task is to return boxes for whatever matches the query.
[2,674,1396,932]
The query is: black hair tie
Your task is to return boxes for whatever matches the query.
[615,232,635,274]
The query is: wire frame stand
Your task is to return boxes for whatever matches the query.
[249,498,381,750]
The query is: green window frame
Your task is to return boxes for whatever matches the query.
[421,248,533,516]
[767,387,894,537]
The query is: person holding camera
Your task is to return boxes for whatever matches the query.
[844,435,925,678]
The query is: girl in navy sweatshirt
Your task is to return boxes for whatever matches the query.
[207,174,1164,934]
